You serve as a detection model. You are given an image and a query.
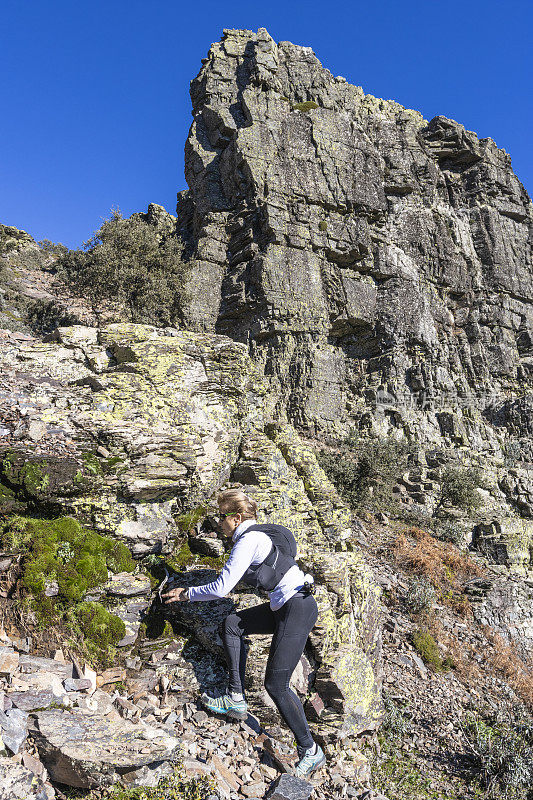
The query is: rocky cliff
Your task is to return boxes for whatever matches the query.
[178,27,533,592]
[1,26,532,800]
[181,27,532,443]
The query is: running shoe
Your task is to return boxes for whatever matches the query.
[200,692,248,720]
[293,743,326,778]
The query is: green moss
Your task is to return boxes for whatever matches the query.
[412,628,454,672]
[168,540,196,569]
[103,455,126,472]
[176,505,206,533]
[318,220,328,231]
[80,452,103,476]
[2,457,50,496]
[1,515,134,604]
[292,100,319,112]
[166,541,226,572]
[0,482,16,499]
[75,602,126,649]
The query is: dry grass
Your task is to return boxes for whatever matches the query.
[392,525,483,615]
[483,626,533,708]
[430,617,483,682]
[428,616,533,710]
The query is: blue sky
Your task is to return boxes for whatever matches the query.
[1,0,531,248]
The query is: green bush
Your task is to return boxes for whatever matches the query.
[292,100,319,111]
[56,208,190,327]
[435,520,464,545]
[37,239,68,258]
[438,465,484,511]
[411,628,454,672]
[318,434,413,513]
[382,695,412,737]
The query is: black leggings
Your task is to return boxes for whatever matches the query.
[222,592,318,749]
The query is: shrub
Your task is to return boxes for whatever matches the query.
[438,465,484,511]
[318,434,413,513]
[56,208,190,327]
[412,627,454,672]
[404,576,436,614]
[393,524,482,614]
[435,520,464,546]
[292,100,319,111]
[382,695,412,736]
[461,709,533,797]
[483,628,533,709]
[37,239,68,258]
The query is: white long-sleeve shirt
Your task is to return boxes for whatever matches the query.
[186,519,313,611]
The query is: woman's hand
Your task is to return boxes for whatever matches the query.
[162,587,189,603]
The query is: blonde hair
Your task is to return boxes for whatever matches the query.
[217,488,257,520]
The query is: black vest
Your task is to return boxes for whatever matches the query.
[240,523,298,592]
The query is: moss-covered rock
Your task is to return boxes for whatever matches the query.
[0,515,134,662]
[1,515,134,603]
[0,322,384,740]
[75,601,126,649]
[0,449,85,505]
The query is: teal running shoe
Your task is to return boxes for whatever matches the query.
[200,692,248,720]
[293,743,326,778]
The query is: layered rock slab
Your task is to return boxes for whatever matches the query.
[30,709,180,788]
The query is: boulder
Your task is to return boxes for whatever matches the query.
[0,708,28,753]
[30,709,180,788]
[266,773,314,800]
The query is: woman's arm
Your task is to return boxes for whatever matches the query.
[163,532,268,603]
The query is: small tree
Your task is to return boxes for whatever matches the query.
[437,465,484,512]
[56,209,190,326]
[318,434,413,513]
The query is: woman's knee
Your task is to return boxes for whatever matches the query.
[264,669,289,703]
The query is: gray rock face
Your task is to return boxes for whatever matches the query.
[0,708,28,753]
[466,574,533,656]
[180,26,533,572]
[182,28,532,447]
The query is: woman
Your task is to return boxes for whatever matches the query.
[163,488,325,779]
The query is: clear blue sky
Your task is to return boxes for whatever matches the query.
[1,0,531,249]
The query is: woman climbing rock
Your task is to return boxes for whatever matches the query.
[163,488,325,779]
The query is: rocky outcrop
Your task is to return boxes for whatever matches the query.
[177,26,533,578]
[181,28,532,441]
[0,323,382,764]
[466,574,533,657]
